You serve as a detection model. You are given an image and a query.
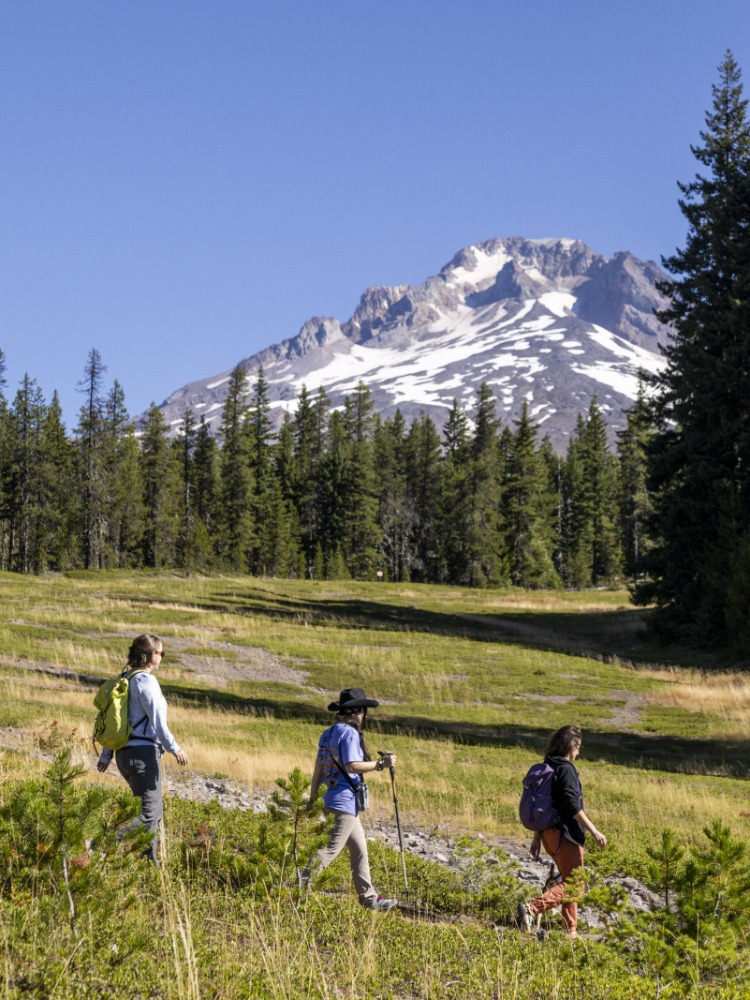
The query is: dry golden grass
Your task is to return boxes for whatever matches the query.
[643,668,750,724]
[481,594,631,612]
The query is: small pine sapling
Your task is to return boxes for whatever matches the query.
[267,766,329,887]
[0,749,152,937]
[646,827,685,911]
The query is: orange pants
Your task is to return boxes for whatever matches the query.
[528,828,584,933]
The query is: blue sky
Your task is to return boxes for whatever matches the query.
[1,1,749,426]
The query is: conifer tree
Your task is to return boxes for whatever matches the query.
[217,365,254,571]
[292,385,325,575]
[375,411,414,581]
[139,403,180,567]
[38,392,79,570]
[175,408,197,572]
[102,381,143,567]
[275,412,296,501]
[248,367,276,575]
[582,397,622,583]
[560,413,590,586]
[192,416,219,547]
[316,409,350,577]
[503,401,560,588]
[6,376,47,572]
[538,437,565,580]
[617,380,654,581]
[403,414,443,582]
[0,352,10,568]
[439,398,473,582]
[439,389,506,586]
[273,413,302,577]
[465,384,506,585]
[561,398,621,586]
[75,349,108,569]
[342,383,381,579]
[635,52,750,642]
[263,476,300,578]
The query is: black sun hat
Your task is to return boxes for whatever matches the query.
[328,687,380,712]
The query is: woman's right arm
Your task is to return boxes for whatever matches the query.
[574,809,606,848]
[138,675,186,763]
[306,754,324,812]
[309,754,324,800]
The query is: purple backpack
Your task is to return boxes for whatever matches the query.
[519,762,559,831]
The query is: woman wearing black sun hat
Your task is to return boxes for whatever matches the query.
[301,688,398,911]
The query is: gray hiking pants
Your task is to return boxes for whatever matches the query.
[116,744,162,863]
[308,809,379,907]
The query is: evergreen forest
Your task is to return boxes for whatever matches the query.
[0,347,649,594]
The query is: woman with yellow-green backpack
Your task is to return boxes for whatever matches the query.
[96,634,188,864]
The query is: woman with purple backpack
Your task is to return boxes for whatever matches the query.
[518,725,606,937]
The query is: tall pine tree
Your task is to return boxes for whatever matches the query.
[75,350,108,569]
[503,402,560,588]
[216,365,254,571]
[635,52,750,643]
[404,414,443,582]
[617,379,654,581]
[139,404,180,568]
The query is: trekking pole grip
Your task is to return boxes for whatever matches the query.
[378,749,396,779]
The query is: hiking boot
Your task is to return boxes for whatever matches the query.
[517,902,534,933]
[297,868,311,891]
[363,895,398,912]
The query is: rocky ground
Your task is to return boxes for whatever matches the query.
[1,726,660,927]
[160,765,660,927]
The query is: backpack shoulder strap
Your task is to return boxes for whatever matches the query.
[122,668,154,741]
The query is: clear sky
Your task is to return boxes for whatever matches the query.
[1,1,749,427]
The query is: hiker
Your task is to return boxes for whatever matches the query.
[96,634,187,863]
[301,687,398,911]
[519,725,606,937]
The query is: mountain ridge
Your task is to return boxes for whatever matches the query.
[144,236,670,451]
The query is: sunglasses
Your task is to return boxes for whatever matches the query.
[154,650,165,659]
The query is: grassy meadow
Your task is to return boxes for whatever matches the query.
[1,571,750,998]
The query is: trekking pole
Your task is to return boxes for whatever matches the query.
[379,750,408,897]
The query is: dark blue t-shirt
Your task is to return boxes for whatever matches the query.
[318,722,364,815]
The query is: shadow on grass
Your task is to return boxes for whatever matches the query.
[19,657,746,779]
[153,681,750,780]
[120,588,724,671]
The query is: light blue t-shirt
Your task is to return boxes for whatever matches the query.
[318,722,365,815]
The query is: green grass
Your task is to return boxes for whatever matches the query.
[1,571,750,997]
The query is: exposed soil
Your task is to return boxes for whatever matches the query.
[0,634,313,692]
[163,637,311,688]
[596,690,648,730]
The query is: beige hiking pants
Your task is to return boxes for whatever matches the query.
[310,809,379,906]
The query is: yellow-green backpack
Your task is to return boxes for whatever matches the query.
[92,668,148,751]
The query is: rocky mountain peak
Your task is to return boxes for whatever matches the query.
[144,236,670,452]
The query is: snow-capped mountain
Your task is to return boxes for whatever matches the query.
[148,237,670,451]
